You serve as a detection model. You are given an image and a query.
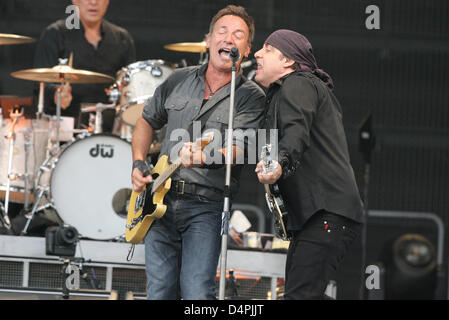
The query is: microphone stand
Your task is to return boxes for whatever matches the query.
[218,50,239,300]
[358,114,375,300]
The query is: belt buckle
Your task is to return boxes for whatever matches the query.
[177,180,185,195]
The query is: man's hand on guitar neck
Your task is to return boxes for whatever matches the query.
[132,160,153,192]
[255,160,282,184]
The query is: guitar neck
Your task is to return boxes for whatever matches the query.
[151,158,182,193]
[149,134,214,194]
[264,183,271,195]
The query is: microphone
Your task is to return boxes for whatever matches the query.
[230,47,240,62]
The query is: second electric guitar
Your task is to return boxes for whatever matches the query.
[261,144,292,241]
[126,134,213,244]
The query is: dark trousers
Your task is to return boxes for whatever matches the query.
[284,210,362,300]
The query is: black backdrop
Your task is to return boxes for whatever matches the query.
[1,0,448,299]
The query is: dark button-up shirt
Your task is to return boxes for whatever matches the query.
[265,71,364,229]
[33,19,135,129]
[143,63,266,200]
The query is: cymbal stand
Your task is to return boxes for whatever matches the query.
[36,82,44,119]
[0,202,8,228]
[95,104,103,134]
[2,108,24,229]
[22,119,57,234]
[22,128,32,211]
[23,154,58,235]
[44,78,65,159]
[21,185,48,235]
[55,83,63,147]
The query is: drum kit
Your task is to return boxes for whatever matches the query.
[0,33,211,241]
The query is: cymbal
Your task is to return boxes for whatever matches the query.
[0,33,35,45]
[11,65,114,84]
[164,41,207,53]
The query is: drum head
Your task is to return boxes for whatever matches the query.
[118,59,173,126]
[121,103,144,127]
[50,134,132,240]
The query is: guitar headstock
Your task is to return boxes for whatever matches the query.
[261,144,272,163]
[194,132,214,150]
[261,144,278,174]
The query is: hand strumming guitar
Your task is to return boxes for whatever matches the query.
[255,160,282,184]
[131,160,153,192]
[179,142,207,168]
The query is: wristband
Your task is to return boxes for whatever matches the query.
[132,160,150,176]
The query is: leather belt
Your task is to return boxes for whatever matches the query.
[170,180,221,199]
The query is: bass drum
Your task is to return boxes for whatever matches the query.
[48,134,132,240]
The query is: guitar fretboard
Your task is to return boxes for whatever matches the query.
[151,158,182,193]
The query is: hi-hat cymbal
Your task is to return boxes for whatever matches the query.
[0,33,35,45]
[164,41,207,53]
[11,65,114,84]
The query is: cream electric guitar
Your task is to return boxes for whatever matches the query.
[125,134,214,244]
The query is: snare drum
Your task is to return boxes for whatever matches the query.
[0,118,49,203]
[39,134,132,240]
[115,60,173,126]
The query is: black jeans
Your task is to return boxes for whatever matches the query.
[284,210,362,300]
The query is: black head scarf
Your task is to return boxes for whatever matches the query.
[265,29,334,89]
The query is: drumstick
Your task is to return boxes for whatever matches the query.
[68,51,73,68]
[63,52,74,92]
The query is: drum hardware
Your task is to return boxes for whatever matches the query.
[81,102,117,134]
[21,185,49,235]
[36,82,45,119]
[11,57,114,144]
[105,83,121,105]
[2,107,25,229]
[240,59,257,81]
[172,59,188,69]
[8,61,115,236]
[0,202,7,228]
[21,127,33,210]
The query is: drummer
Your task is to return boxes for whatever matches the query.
[33,0,135,133]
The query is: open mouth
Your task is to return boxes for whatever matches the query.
[218,48,231,59]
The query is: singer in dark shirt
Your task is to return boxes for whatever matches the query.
[255,30,363,299]
[33,0,135,131]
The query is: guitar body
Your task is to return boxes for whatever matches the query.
[125,155,172,244]
[126,134,214,244]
